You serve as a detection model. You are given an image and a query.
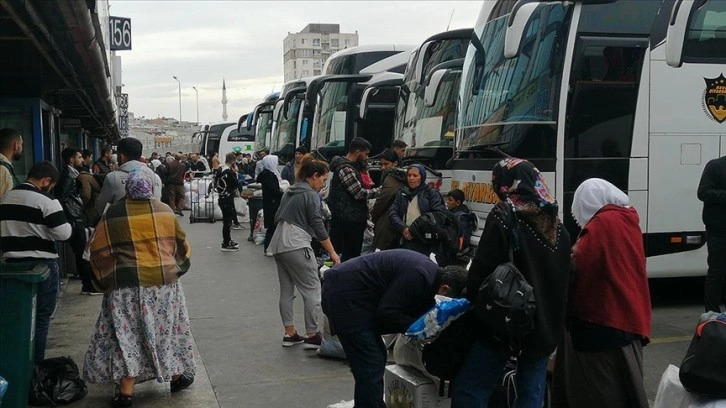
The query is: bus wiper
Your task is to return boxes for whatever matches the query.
[400,159,443,178]
[457,142,511,158]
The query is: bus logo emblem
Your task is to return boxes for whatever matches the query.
[703,74,726,124]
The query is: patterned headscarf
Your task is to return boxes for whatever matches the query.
[492,158,560,244]
[125,169,154,200]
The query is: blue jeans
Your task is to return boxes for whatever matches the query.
[34,259,59,362]
[338,329,387,408]
[452,341,548,408]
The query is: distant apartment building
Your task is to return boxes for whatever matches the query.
[283,24,359,82]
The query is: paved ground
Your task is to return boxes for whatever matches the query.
[42,211,707,407]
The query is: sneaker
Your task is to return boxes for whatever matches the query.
[247,235,254,242]
[221,243,239,252]
[229,240,240,248]
[282,333,306,347]
[303,333,322,350]
[265,251,274,257]
[231,224,244,230]
[81,286,102,296]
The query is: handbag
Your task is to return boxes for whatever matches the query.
[679,312,726,398]
[474,201,536,341]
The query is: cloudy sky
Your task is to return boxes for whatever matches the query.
[110,0,483,124]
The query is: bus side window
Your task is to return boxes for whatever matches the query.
[683,1,726,61]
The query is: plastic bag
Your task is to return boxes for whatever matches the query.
[318,315,347,359]
[654,364,726,408]
[0,375,7,402]
[405,295,471,341]
[28,357,88,406]
[253,209,266,245]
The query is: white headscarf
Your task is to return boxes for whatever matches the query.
[572,178,630,227]
[261,155,281,182]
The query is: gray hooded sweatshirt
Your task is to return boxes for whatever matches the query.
[274,180,328,242]
[96,160,162,214]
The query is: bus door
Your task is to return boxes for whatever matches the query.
[563,36,648,236]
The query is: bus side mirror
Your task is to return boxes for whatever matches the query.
[666,0,695,68]
[237,114,248,133]
[504,2,540,59]
[359,86,378,119]
[425,69,449,107]
[414,42,432,84]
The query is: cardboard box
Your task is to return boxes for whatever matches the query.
[384,364,450,408]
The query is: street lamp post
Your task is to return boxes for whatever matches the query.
[192,86,199,125]
[172,76,182,124]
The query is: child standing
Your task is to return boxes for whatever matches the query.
[446,189,475,254]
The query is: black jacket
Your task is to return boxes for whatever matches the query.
[698,156,726,233]
[215,167,238,200]
[256,170,283,229]
[54,166,85,226]
[322,249,441,336]
[327,155,368,224]
[466,205,571,361]
[389,186,446,232]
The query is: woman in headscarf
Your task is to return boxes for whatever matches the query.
[452,158,571,408]
[256,154,285,256]
[551,178,650,408]
[83,170,195,407]
[388,164,446,255]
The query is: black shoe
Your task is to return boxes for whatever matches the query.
[112,394,133,407]
[81,286,102,296]
[170,374,194,393]
[247,235,254,242]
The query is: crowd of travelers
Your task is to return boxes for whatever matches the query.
[1,125,724,408]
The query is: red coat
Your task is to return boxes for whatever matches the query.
[571,205,651,342]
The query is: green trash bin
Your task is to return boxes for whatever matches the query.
[0,263,50,408]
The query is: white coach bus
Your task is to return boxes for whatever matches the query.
[431,0,725,277]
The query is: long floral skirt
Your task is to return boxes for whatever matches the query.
[83,282,196,384]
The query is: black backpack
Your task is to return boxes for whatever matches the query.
[679,313,726,398]
[28,356,88,406]
[474,202,536,341]
[421,312,477,397]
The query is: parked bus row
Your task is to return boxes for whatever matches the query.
[226,0,724,278]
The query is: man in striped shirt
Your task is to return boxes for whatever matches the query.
[0,161,72,361]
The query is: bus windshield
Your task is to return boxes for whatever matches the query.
[311,81,352,154]
[272,98,302,162]
[255,109,274,151]
[396,70,461,149]
[395,37,468,151]
[458,3,571,158]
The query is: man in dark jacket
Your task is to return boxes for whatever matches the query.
[322,249,467,408]
[217,153,241,251]
[92,146,113,180]
[698,154,726,312]
[55,147,99,295]
[162,154,187,216]
[327,137,381,262]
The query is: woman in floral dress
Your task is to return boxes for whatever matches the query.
[83,169,195,407]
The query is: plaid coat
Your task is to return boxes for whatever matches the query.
[89,198,191,291]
